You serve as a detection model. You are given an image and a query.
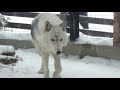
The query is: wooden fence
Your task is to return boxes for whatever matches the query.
[0,12,113,41]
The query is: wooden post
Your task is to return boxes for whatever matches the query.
[113,12,120,47]
[69,12,79,41]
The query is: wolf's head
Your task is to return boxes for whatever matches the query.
[45,21,68,55]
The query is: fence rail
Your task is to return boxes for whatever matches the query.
[0,12,38,18]
[0,12,113,40]
[79,16,113,25]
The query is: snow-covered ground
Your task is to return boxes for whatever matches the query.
[76,32,113,46]
[0,48,120,78]
[0,12,116,78]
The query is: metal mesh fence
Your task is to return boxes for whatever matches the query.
[79,12,113,39]
[0,12,114,47]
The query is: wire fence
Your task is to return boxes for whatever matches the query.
[78,12,113,41]
[0,12,113,41]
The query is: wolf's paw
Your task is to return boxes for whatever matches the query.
[38,70,44,74]
[44,76,50,78]
[53,72,61,78]
[53,75,61,78]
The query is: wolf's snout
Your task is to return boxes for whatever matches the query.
[56,51,61,55]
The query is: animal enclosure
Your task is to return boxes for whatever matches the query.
[2,12,120,78]
[0,12,113,41]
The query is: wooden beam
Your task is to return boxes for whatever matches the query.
[80,29,113,38]
[79,16,113,25]
[67,15,113,25]
[69,12,79,41]
[67,28,113,38]
[0,12,38,18]
[113,12,120,47]
[6,22,31,29]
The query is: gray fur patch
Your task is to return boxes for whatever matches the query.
[31,18,39,39]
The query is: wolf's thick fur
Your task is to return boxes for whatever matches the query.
[31,13,68,78]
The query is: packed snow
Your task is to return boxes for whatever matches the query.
[0,48,120,78]
[0,45,15,54]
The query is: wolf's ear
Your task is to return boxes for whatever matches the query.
[45,21,52,32]
[60,22,66,31]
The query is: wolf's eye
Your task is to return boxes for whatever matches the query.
[60,39,63,41]
[51,39,54,42]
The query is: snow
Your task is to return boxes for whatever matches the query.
[4,16,33,24]
[84,24,113,33]
[0,45,15,54]
[76,32,113,46]
[0,48,120,78]
[88,12,113,19]
[0,30,31,40]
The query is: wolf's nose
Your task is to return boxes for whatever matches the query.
[56,51,61,55]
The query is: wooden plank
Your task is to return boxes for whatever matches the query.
[0,12,38,18]
[67,28,113,38]
[69,12,79,41]
[80,29,113,38]
[79,16,113,25]
[6,22,31,29]
[67,15,113,25]
[6,22,69,30]
[113,12,120,47]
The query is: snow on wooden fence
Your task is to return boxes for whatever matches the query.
[0,12,113,41]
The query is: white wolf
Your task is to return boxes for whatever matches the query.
[31,13,68,78]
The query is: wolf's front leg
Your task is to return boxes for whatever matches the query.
[38,61,44,74]
[41,53,49,78]
[52,54,62,78]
